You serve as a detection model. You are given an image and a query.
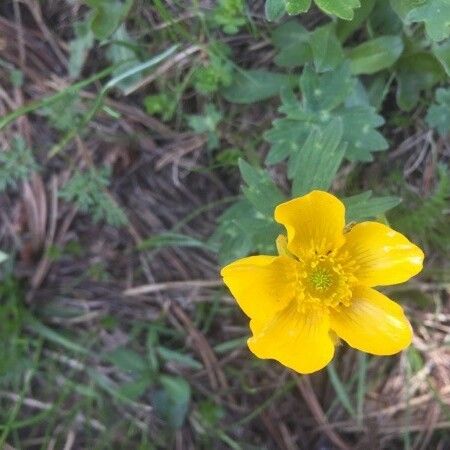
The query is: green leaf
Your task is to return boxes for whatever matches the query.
[433,38,450,76]
[348,36,404,74]
[327,362,357,417]
[222,69,293,103]
[309,23,345,72]
[315,0,361,20]
[371,0,404,34]
[187,104,223,149]
[157,347,203,370]
[105,347,147,374]
[154,375,191,428]
[337,0,376,41]
[265,64,388,163]
[406,0,450,42]
[300,63,355,112]
[289,119,346,196]
[106,25,141,93]
[209,199,280,264]
[426,87,450,136]
[396,52,445,111]
[272,21,312,68]
[117,378,152,401]
[238,159,285,216]
[84,0,133,40]
[344,191,402,222]
[286,0,312,14]
[265,0,286,21]
[26,317,89,355]
[68,19,94,78]
[389,0,424,21]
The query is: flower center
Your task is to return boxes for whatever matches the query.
[296,254,355,310]
[309,266,334,292]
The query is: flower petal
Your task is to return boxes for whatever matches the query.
[331,286,413,355]
[248,303,335,374]
[340,222,424,286]
[221,255,298,323]
[274,191,345,258]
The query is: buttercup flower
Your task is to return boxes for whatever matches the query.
[221,191,424,374]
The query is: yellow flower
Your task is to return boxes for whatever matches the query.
[221,191,424,374]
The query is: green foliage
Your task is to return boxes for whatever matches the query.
[222,69,294,104]
[59,167,127,227]
[238,159,285,216]
[209,198,280,264]
[144,92,176,121]
[272,21,312,68]
[106,25,141,92]
[396,52,445,111]
[348,35,404,74]
[210,0,247,34]
[40,92,82,132]
[265,0,362,20]
[426,87,450,135]
[0,136,39,191]
[68,18,94,78]
[154,375,191,429]
[405,0,450,42]
[187,104,223,150]
[83,0,133,40]
[343,191,401,222]
[390,165,450,251]
[193,46,233,94]
[0,277,30,385]
[265,64,388,163]
[433,39,450,76]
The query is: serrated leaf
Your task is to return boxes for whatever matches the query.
[344,191,401,222]
[310,23,345,72]
[290,119,346,196]
[239,159,285,216]
[300,63,355,112]
[406,0,450,42]
[426,87,450,135]
[272,21,312,68]
[315,0,361,20]
[209,199,280,264]
[337,106,388,161]
[348,35,404,74]
[265,0,286,21]
[265,64,388,163]
[222,69,293,104]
